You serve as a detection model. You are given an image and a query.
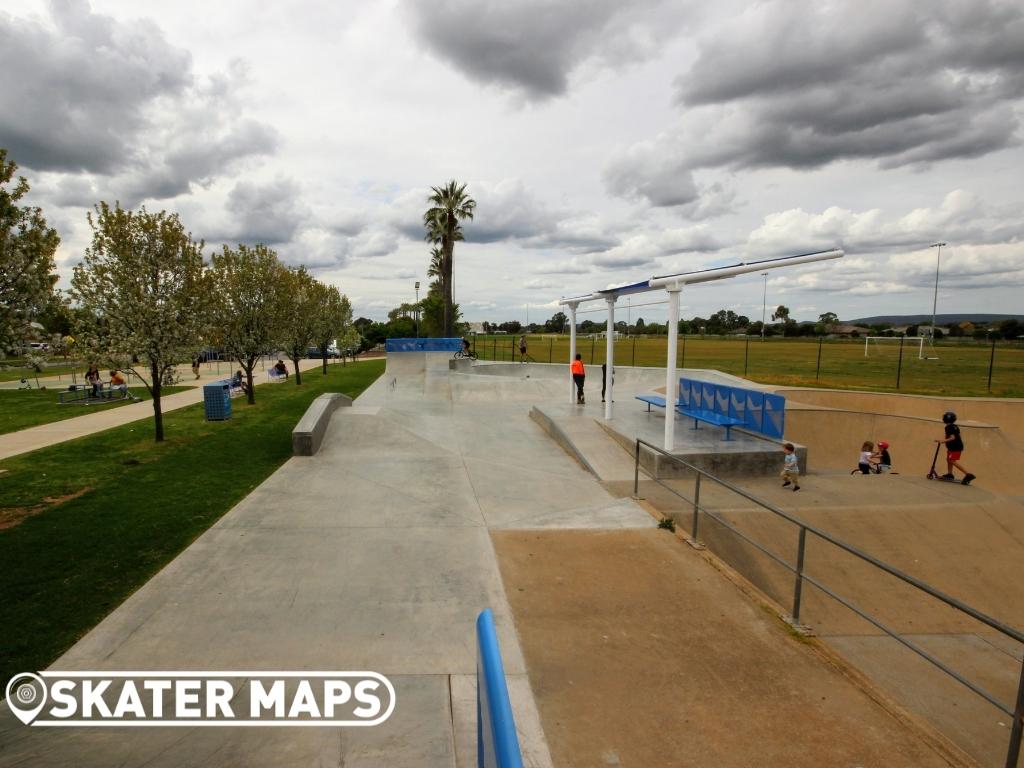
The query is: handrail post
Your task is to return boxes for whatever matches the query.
[691,473,702,541]
[1005,658,1024,768]
[632,440,641,499]
[792,527,807,623]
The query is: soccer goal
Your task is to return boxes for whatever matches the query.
[864,336,927,359]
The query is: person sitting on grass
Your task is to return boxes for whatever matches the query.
[273,359,289,379]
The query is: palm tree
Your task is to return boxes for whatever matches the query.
[423,181,475,336]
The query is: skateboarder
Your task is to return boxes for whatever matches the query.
[936,412,975,485]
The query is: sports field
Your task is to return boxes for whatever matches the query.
[473,335,1024,397]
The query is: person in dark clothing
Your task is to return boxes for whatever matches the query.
[936,411,975,484]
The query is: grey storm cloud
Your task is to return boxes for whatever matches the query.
[404,0,687,99]
[606,0,1024,206]
[674,0,1024,171]
[0,1,277,202]
[219,178,307,245]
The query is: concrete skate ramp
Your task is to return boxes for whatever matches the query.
[385,350,452,376]
[776,388,1024,445]
[783,406,1024,494]
[670,478,1024,768]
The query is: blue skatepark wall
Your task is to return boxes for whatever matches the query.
[678,378,786,439]
[386,338,463,353]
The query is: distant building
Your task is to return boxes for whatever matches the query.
[831,324,872,337]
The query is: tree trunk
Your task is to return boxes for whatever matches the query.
[321,347,328,375]
[291,354,302,385]
[443,217,455,336]
[244,360,256,405]
[151,361,164,442]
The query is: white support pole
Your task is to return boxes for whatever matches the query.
[664,285,682,451]
[568,303,578,405]
[605,297,616,420]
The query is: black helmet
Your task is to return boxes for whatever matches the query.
[942,411,957,424]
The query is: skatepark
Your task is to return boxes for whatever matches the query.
[1,348,1022,767]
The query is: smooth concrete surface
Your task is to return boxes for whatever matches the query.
[291,392,352,455]
[1,352,658,767]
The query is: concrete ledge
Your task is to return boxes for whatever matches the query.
[529,406,598,477]
[449,358,473,371]
[292,393,352,456]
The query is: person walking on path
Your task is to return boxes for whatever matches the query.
[781,442,800,491]
[191,356,201,379]
[519,335,528,362]
[936,411,975,484]
[571,354,585,404]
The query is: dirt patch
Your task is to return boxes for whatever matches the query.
[0,486,92,530]
[492,528,970,768]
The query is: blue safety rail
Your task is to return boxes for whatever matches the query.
[678,379,785,439]
[386,337,463,352]
[476,609,523,768]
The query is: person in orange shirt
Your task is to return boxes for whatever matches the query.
[570,354,585,404]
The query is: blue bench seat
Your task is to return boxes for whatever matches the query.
[677,407,743,441]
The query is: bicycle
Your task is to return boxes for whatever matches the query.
[453,349,477,360]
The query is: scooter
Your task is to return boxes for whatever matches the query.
[926,443,971,484]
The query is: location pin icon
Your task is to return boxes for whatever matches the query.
[5,673,47,725]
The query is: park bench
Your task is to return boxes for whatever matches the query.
[676,406,743,441]
[267,370,287,383]
[636,394,677,412]
[635,393,742,440]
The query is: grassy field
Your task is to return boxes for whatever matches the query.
[0,360,81,383]
[0,359,384,688]
[475,335,1024,397]
[0,386,188,436]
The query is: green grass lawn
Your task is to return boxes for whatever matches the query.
[0,361,81,383]
[0,387,189,436]
[476,335,1024,397]
[0,359,384,688]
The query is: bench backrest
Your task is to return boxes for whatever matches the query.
[679,378,785,439]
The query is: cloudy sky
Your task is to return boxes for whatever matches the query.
[2,0,1023,324]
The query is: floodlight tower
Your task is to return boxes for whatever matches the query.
[415,281,420,337]
[761,273,768,340]
[929,242,946,339]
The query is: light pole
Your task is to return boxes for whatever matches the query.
[761,272,768,340]
[929,242,945,340]
[414,281,420,337]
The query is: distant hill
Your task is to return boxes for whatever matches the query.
[849,313,1024,326]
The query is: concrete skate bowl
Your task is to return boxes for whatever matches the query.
[773,388,1024,495]
[645,386,1024,765]
[681,491,1024,768]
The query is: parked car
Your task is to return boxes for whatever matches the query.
[305,347,340,359]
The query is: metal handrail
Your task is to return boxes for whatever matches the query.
[633,437,1024,768]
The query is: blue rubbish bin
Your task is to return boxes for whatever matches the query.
[203,380,232,421]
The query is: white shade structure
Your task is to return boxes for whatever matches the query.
[558,248,844,449]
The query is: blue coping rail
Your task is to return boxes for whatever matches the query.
[678,378,786,439]
[385,337,464,352]
[476,609,524,768]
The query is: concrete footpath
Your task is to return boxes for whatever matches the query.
[0,355,652,766]
[0,357,332,461]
